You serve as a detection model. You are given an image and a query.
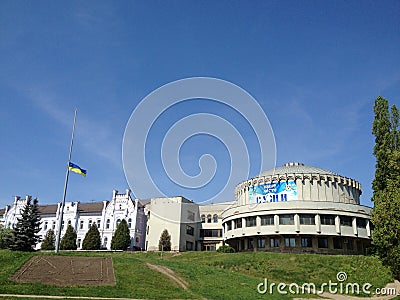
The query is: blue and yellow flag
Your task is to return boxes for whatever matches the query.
[68,162,87,177]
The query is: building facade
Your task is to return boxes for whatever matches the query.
[0,162,373,254]
[223,162,372,254]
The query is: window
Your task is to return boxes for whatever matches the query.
[279,214,294,225]
[103,237,108,248]
[52,221,56,230]
[270,237,280,248]
[226,222,232,231]
[246,216,257,227]
[320,215,335,225]
[187,211,195,222]
[186,225,194,236]
[248,239,254,249]
[318,237,328,248]
[186,241,193,251]
[200,229,222,237]
[207,214,212,223]
[88,219,93,229]
[106,219,110,229]
[301,237,312,247]
[340,216,352,227]
[333,237,342,249]
[44,221,48,230]
[213,214,218,223]
[62,220,64,230]
[97,219,101,228]
[201,215,205,223]
[68,219,71,226]
[261,215,274,226]
[116,219,121,227]
[128,218,132,228]
[234,218,242,229]
[77,239,81,248]
[80,220,84,229]
[285,237,296,247]
[356,218,367,228]
[119,204,122,210]
[346,239,354,250]
[300,214,315,225]
[257,238,266,249]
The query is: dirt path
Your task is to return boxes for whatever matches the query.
[145,263,189,290]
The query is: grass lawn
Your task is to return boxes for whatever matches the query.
[0,250,394,299]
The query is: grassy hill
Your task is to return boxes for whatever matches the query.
[0,249,394,299]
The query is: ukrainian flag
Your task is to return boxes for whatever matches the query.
[68,162,87,177]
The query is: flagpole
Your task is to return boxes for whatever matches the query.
[55,108,77,253]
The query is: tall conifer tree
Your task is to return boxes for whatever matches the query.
[60,224,78,250]
[371,96,400,280]
[8,197,41,251]
[111,219,131,250]
[82,223,101,250]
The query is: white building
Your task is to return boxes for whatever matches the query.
[224,162,372,254]
[0,190,146,250]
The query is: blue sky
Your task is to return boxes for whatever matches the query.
[0,1,399,208]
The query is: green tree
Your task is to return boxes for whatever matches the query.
[60,224,77,250]
[8,197,41,251]
[158,229,171,251]
[111,219,131,250]
[82,223,101,250]
[40,229,55,250]
[0,225,13,249]
[371,96,400,280]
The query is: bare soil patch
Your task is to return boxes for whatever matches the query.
[11,256,115,287]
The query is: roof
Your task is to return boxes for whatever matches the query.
[258,162,338,177]
[38,204,58,215]
[78,201,105,213]
[0,208,5,216]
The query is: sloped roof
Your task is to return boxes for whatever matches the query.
[38,204,58,215]
[78,201,105,213]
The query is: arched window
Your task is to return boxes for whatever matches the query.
[80,220,84,229]
[88,219,93,229]
[116,219,121,227]
[97,219,101,228]
[106,219,110,229]
[207,214,212,223]
[103,237,108,248]
[128,218,132,228]
[44,221,48,230]
[68,219,71,226]
[213,214,218,223]
[201,215,205,223]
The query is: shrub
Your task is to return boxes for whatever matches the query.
[217,245,235,253]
